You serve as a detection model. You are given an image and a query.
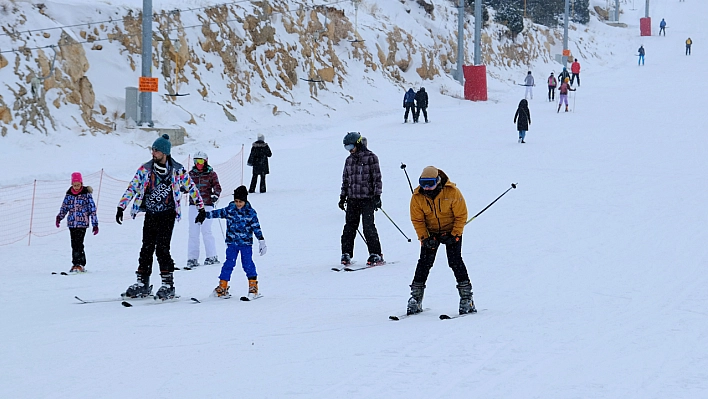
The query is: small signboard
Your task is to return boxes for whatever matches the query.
[138,77,159,92]
[562,49,571,57]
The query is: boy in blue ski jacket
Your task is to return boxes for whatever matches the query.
[197,185,267,299]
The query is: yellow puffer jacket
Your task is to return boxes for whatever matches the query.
[410,170,468,239]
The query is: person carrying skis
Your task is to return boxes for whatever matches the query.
[116,134,205,300]
[659,19,666,36]
[557,77,576,113]
[570,58,581,86]
[187,151,222,269]
[406,166,475,316]
[339,132,384,266]
[414,87,429,123]
[638,45,645,66]
[558,67,571,85]
[56,172,98,273]
[523,71,535,100]
[686,38,692,55]
[547,72,557,102]
[514,99,531,143]
[403,88,416,123]
[247,133,272,193]
[196,185,266,300]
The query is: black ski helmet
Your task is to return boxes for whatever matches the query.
[343,132,362,150]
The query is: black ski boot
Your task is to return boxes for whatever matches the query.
[340,253,352,265]
[406,282,426,315]
[123,273,152,298]
[457,280,477,315]
[366,253,384,266]
[155,272,176,300]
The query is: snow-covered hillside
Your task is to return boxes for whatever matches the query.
[2,0,707,398]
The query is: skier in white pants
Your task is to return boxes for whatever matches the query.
[187,151,222,268]
[524,71,535,100]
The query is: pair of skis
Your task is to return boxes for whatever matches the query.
[389,309,480,321]
[331,261,396,272]
[190,294,262,303]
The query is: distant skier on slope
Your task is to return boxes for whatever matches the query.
[547,72,557,102]
[186,151,222,269]
[570,58,581,86]
[403,88,416,123]
[659,18,666,36]
[557,77,576,113]
[406,166,476,316]
[523,71,535,100]
[514,99,531,143]
[558,67,571,86]
[638,45,645,66]
[686,38,692,55]
[414,87,429,123]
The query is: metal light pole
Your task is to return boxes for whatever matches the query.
[645,0,649,18]
[139,0,153,127]
[615,0,620,22]
[455,0,464,84]
[474,0,481,65]
[563,0,569,68]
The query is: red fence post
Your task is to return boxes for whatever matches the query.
[28,179,37,246]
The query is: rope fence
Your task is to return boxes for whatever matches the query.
[0,146,243,247]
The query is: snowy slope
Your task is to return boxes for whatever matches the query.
[1,0,708,398]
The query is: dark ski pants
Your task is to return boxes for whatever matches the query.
[69,227,87,266]
[548,86,556,101]
[341,198,382,257]
[571,73,580,86]
[249,172,266,193]
[412,234,470,285]
[686,45,691,55]
[415,106,428,122]
[137,210,176,276]
[404,103,416,122]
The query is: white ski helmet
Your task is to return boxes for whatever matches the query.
[193,151,208,162]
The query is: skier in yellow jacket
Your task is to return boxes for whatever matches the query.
[406,166,476,316]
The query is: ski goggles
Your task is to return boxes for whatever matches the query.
[194,159,205,165]
[419,177,439,189]
[344,144,356,151]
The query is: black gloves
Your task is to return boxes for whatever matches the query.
[115,207,124,225]
[422,236,438,250]
[195,208,207,224]
[439,233,461,246]
[338,195,347,211]
[211,195,219,204]
[373,195,381,211]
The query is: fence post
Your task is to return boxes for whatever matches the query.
[28,179,37,246]
[241,144,244,185]
[96,168,105,209]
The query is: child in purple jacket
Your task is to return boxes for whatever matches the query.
[56,172,99,273]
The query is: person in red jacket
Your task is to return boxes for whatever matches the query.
[570,59,581,86]
[187,151,222,269]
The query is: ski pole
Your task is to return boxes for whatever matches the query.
[465,183,518,225]
[400,162,414,194]
[380,207,412,242]
[573,89,576,113]
[357,228,367,244]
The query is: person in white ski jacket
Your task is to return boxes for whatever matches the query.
[524,71,535,100]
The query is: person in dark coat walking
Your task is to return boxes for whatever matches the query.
[514,99,531,143]
[414,87,429,123]
[247,134,272,193]
[339,132,384,266]
[403,88,416,123]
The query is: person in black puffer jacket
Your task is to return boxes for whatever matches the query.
[247,134,272,193]
[414,87,429,123]
[514,99,531,143]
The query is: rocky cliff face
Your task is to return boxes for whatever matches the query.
[0,0,589,137]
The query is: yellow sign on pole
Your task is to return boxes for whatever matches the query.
[139,77,159,92]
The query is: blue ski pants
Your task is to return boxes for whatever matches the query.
[219,244,257,281]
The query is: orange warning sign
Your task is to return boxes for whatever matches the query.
[138,77,159,92]
[562,49,571,57]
